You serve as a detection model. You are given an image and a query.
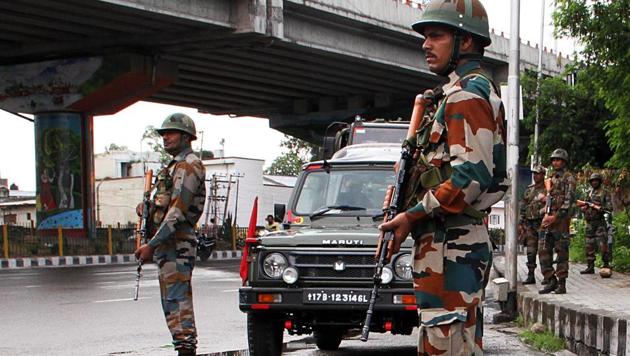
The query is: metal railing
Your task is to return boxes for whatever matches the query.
[1,223,249,258]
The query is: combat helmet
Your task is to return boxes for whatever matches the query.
[589,172,603,182]
[156,113,197,140]
[531,165,546,174]
[599,267,613,278]
[412,0,491,75]
[550,148,569,162]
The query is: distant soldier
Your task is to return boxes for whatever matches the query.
[135,113,206,356]
[264,214,281,232]
[519,165,547,284]
[577,173,613,275]
[538,148,576,295]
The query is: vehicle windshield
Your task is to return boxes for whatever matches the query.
[350,126,407,145]
[294,168,394,216]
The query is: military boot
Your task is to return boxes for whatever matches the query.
[538,277,557,294]
[541,278,549,285]
[553,278,566,294]
[580,261,595,274]
[523,271,536,285]
[177,348,196,356]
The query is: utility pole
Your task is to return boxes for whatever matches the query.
[501,0,522,322]
[534,0,545,166]
[231,173,244,225]
[198,130,204,160]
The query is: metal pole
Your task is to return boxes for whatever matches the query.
[504,0,521,319]
[534,0,545,165]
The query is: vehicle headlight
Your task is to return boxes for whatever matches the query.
[381,266,394,284]
[394,254,413,280]
[263,253,288,279]
[282,267,299,284]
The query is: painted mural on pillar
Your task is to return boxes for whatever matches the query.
[35,113,83,229]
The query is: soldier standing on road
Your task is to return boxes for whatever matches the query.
[135,113,207,356]
[519,165,547,285]
[538,148,576,295]
[380,0,508,354]
[577,173,613,275]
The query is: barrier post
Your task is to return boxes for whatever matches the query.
[2,225,8,259]
[57,225,63,257]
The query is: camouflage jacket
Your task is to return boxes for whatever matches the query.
[406,60,508,220]
[148,147,206,248]
[545,167,576,219]
[584,186,612,222]
[520,182,546,222]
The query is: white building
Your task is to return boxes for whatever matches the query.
[95,155,295,227]
[488,200,505,230]
[94,148,162,180]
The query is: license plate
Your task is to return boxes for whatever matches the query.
[303,289,370,304]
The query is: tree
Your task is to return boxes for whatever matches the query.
[520,70,613,169]
[553,0,630,167]
[264,135,318,176]
[142,125,170,165]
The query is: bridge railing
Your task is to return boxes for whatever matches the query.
[0,223,249,258]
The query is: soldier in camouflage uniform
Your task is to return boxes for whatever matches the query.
[519,165,547,285]
[380,1,508,354]
[135,113,206,356]
[578,173,613,274]
[538,148,576,295]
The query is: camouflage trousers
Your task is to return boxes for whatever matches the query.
[585,221,609,264]
[412,223,492,356]
[521,219,542,273]
[155,236,197,351]
[538,222,570,280]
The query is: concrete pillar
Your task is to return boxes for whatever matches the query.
[1,54,176,238]
[34,112,95,239]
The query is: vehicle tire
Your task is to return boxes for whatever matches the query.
[313,328,344,351]
[197,248,211,262]
[247,312,284,356]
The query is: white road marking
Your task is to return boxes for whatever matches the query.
[24,285,42,288]
[94,297,152,303]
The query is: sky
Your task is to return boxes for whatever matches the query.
[0,0,576,191]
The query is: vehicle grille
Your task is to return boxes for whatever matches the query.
[291,251,376,281]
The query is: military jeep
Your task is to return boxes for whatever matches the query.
[239,143,417,354]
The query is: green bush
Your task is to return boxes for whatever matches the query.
[570,210,630,271]
[520,330,565,353]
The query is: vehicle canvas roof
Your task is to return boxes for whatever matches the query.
[329,143,401,163]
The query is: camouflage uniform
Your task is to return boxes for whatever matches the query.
[519,181,546,275]
[148,147,206,352]
[538,167,576,283]
[405,59,508,355]
[583,185,613,265]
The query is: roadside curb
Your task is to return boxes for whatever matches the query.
[494,254,630,356]
[0,250,243,269]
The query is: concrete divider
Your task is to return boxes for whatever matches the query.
[0,250,242,269]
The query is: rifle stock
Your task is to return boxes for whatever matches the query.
[134,169,154,301]
[576,199,610,214]
[360,90,434,342]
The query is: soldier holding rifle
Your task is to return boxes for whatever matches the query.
[135,113,206,356]
[577,172,613,275]
[519,165,547,285]
[538,148,576,295]
[378,0,508,353]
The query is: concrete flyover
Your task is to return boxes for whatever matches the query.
[0,0,570,142]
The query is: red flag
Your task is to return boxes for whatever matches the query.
[240,196,258,284]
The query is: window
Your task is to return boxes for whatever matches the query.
[489,214,500,226]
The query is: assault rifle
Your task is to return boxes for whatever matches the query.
[360,90,435,342]
[134,169,154,301]
[576,199,611,214]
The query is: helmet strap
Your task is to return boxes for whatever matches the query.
[440,31,461,76]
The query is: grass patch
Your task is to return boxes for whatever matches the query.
[520,329,565,353]
[515,315,525,328]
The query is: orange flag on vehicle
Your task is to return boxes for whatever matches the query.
[240,196,258,285]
